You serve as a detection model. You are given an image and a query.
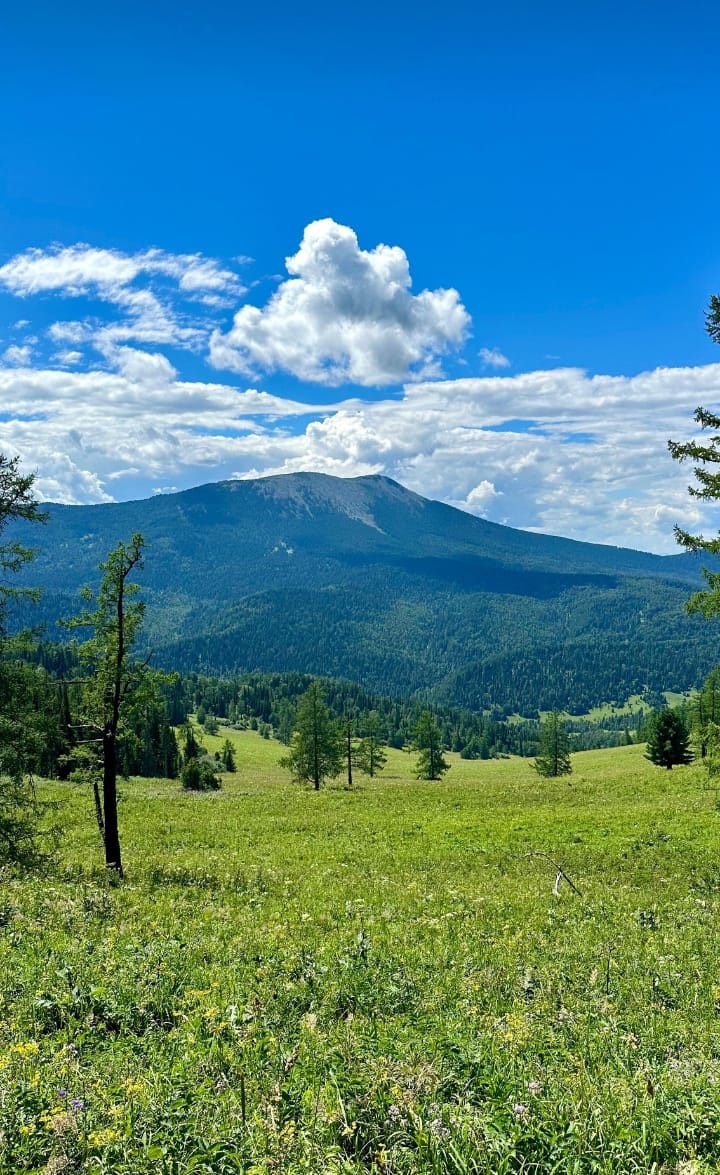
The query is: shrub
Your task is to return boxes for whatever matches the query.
[180,755,221,791]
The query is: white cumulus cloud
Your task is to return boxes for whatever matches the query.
[0,243,247,359]
[0,243,245,299]
[2,344,33,366]
[209,218,470,387]
[479,346,511,368]
[2,227,719,554]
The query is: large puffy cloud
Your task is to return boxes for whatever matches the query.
[209,219,470,386]
[0,349,719,551]
[1,227,718,553]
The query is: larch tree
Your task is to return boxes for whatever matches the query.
[355,710,388,778]
[67,533,149,877]
[689,666,720,759]
[534,711,572,778]
[413,710,449,781]
[280,680,343,789]
[668,293,720,615]
[342,712,357,789]
[0,453,50,867]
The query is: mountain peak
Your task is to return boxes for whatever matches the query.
[224,471,425,531]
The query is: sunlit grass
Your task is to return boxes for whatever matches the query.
[2,737,720,1172]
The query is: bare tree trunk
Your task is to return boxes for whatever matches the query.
[92,776,105,840]
[102,731,123,876]
[346,723,353,788]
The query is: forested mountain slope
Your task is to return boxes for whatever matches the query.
[8,472,717,714]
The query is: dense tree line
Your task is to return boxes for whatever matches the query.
[13,642,179,783]
[444,633,715,717]
[143,575,716,716]
[169,666,663,756]
[159,667,545,758]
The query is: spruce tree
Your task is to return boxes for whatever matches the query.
[645,709,693,770]
[534,711,572,777]
[221,737,237,772]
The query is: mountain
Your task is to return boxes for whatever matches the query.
[7,472,718,714]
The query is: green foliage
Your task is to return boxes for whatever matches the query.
[181,720,202,762]
[534,710,572,777]
[65,534,154,875]
[412,710,449,780]
[668,405,720,617]
[645,708,693,770]
[0,454,52,868]
[116,681,180,779]
[180,754,221,791]
[280,680,343,789]
[689,666,720,760]
[354,710,388,777]
[667,298,720,617]
[220,737,236,772]
[6,740,720,1172]
[8,473,716,714]
[0,452,47,614]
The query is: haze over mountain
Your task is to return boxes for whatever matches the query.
[10,472,717,714]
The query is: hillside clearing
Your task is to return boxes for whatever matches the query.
[3,738,720,1173]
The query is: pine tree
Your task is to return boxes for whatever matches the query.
[413,711,449,781]
[645,709,693,770]
[534,711,572,777]
[280,681,343,789]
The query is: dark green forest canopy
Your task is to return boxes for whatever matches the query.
[7,472,717,714]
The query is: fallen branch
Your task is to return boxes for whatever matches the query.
[520,851,583,896]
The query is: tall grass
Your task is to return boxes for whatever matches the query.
[2,736,718,1172]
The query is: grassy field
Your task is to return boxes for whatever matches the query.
[3,734,720,1173]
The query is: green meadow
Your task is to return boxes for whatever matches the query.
[3,734,720,1173]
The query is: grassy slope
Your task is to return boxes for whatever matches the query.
[3,737,720,1173]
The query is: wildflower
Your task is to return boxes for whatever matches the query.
[429,1118,450,1139]
[11,1041,39,1057]
[70,1098,86,1112]
[387,1104,402,1122]
[527,1081,543,1094]
[512,1103,528,1118]
[57,1088,67,1099]
[88,1128,120,1147]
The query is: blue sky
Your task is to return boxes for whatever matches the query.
[1,0,719,550]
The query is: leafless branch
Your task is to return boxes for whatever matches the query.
[520,851,583,896]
